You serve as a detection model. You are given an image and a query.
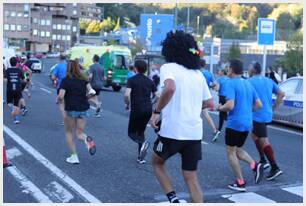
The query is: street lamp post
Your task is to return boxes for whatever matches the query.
[186,7,190,32]
[197,15,200,36]
[174,3,178,30]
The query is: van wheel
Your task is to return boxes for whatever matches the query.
[112,85,121,92]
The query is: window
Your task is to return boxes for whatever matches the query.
[297,80,303,94]
[33,29,38,35]
[4,24,9,30]
[33,18,38,24]
[114,55,124,68]
[41,31,45,37]
[73,3,77,6]
[57,24,61,30]
[5,11,10,17]
[46,20,51,25]
[98,9,101,13]
[24,13,29,17]
[52,34,56,40]
[17,25,22,31]
[52,24,56,29]
[279,79,299,95]
[23,25,28,31]
[67,25,71,31]
[73,26,77,32]
[41,19,46,25]
[62,25,66,30]
[57,35,61,40]
[24,4,29,11]
[10,24,16,31]
[62,35,66,40]
[17,13,23,17]
[46,31,50,37]
[66,35,71,41]
[11,11,16,17]
[73,10,77,15]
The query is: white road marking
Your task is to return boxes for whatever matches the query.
[7,166,52,203]
[222,192,276,203]
[6,147,23,159]
[201,141,209,145]
[208,111,302,136]
[282,185,303,197]
[40,87,52,94]
[44,181,74,203]
[4,125,101,203]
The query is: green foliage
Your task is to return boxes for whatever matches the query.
[227,42,241,61]
[275,30,303,77]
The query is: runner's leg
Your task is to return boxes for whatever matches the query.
[64,116,76,154]
[226,146,243,180]
[182,170,203,203]
[203,109,217,133]
[75,118,87,141]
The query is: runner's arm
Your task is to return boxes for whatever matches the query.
[56,89,66,103]
[124,88,131,107]
[218,100,234,112]
[155,79,175,112]
[253,99,262,111]
[273,90,285,110]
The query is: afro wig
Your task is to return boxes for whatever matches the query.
[161,30,200,70]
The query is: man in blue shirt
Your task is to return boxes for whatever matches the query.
[51,54,67,121]
[212,68,230,142]
[200,59,220,141]
[218,59,263,192]
[249,62,285,181]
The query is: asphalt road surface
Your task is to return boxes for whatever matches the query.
[3,58,303,203]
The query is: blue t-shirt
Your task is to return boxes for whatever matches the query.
[201,70,214,88]
[216,76,229,96]
[225,77,259,132]
[127,71,135,79]
[52,61,67,89]
[249,75,280,123]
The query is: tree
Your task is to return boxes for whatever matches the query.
[227,42,241,61]
[275,30,303,76]
[86,20,101,34]
[113,17,121,31]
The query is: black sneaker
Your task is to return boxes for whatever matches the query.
[212,130,221,142]
[259,159,270,170]
[228,181,246,192]
[137,158,146,164]
[254,163,264,183]
[138,141,150,161]
[266,167,283,181]
[21,108,28,116]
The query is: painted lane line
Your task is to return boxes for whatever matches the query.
[6,147,23,159]
[221,192,276,203]
[44,181,74,203]
[201,141,209,145]
[267,125,303,136]
[282,185,303,197]
[40,87,52,94]
[7,166,52,203]
[4,125,101,203]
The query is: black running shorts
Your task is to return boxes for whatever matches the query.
[93,88,101,96]
[6,91,22,107]
[225,128,249,147]
[153,135,202,171]
[219,95,228,120]
[252,121,268,138]
[128,110,152,144]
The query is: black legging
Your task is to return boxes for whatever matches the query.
[218,95,228,131]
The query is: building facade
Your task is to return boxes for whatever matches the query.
[3,3,102,53]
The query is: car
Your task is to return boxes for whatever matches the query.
[46,52,60,58]
[34,53,46,59]
[272,76,303,128]
[26,58,43,73]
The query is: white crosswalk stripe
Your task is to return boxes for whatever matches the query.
[281,186,303,197]
[222,192,276,203]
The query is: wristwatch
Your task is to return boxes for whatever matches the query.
[153,109,161,114]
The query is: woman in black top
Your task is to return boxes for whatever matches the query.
[56,60,96,164]
[124,60,157,164]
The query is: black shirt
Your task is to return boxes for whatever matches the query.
[127,74,157,112]
[6,67,24,92]
[60,77,90,111]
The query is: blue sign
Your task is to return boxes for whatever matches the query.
[140,14,174,51]
[258,18,276,45]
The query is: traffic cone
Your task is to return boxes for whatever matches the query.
[3,139,12,168]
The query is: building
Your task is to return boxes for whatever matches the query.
[3,3,102,53]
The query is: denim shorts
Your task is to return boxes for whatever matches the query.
[66,110,89,119]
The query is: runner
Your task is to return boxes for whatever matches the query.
[150,31,213,203]
[212,68,229,142]
[249,62,285,180]
[88,55,104,118]
[15,57,29,116]
[127,65,136,79]
[217,59,264,192]
[56,60,96,164]
[18,57,32,116]
[51,54,68,123]
[5,57,25,124]
[199,59,220,141]
[124,60,156,164]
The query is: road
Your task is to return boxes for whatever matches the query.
[3,58,303,203]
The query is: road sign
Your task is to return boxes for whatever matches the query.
[140,14,174,51]
[257,18,276,46]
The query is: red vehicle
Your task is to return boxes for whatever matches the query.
[34,53,46,59]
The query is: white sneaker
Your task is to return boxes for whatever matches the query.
[87,88,96,98]
[66,154,80,164]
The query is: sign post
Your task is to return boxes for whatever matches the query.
[257,18,276,75]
